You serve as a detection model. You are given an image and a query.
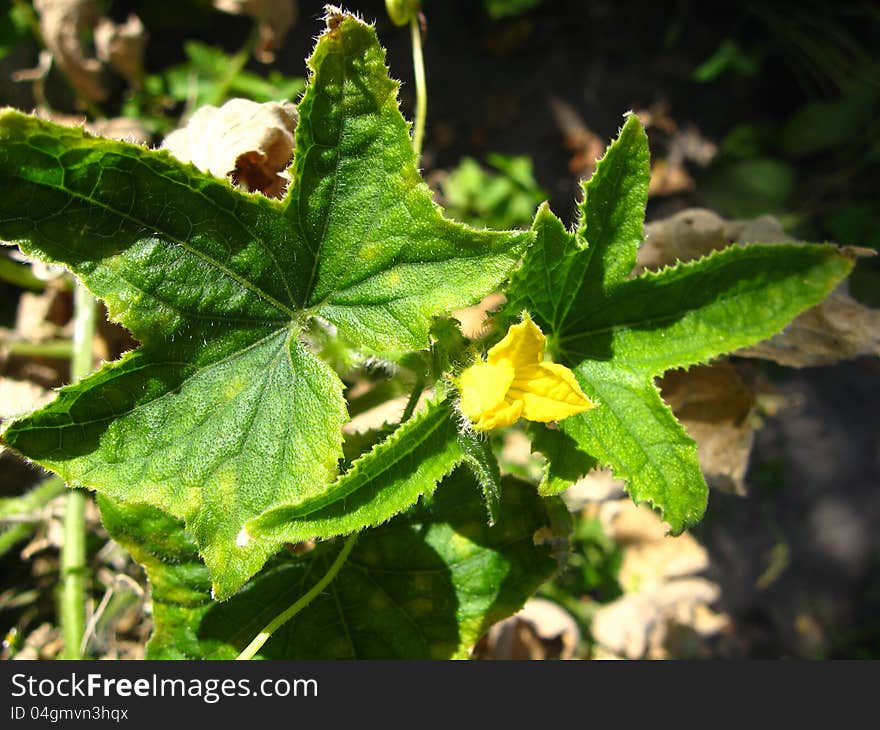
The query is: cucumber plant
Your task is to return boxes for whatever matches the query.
[0,9,854,659]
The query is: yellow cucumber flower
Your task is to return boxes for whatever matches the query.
[457,314,593,431]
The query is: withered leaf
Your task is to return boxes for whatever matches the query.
[161,98,297,198]
[660,363,755,495]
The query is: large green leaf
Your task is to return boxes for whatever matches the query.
[504,115,855,531]
[98,470,566,659]
[0,12,530,597]
[528,423,596,497]
[505,114,649,333]
[244,396,465,545]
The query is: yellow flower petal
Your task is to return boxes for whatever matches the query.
[509,362,593,423]
[487,313,544,368]
[458,359,514,422]
[473,398,523,431]
[457,314,593,431]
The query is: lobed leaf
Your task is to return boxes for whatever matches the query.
[505,114,650,336]
[528,423,597,497]
[99,470,566,659]
[288,15,532,352]
[0,13,530,597]
[245,396,464,544]
[504,114,855,532]
[562,362,706,532]
[559,243,856,376]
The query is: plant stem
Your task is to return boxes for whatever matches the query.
[70,283,96,384]
[2,338,73,360]
[60,283,96,660]
[400,373,425,423]
[0,475,65,520]
[0,475,66,558]
[0,255,44,291]
[236,533,358,660]
[0,523,38,558]
[410,15,427,161]
[207,25,259,108]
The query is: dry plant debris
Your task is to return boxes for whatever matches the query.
[636,101,717,197]
[588,495,731,659]
[659,363,756,496]
[161,98,298,198]
[479,597,581,660]
[32,0,147,103]
[213,0,298,63]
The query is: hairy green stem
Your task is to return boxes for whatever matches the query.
[60,283,96,660]
[400,373,425,423]
[236,534,358,660]
[410,16,427,161]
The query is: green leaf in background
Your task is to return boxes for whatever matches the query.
[692,39,762,83]
[159,41,307,108]
[781,71,880,159]
[700,157,795,218]
[99,470,567,659]
[0,0,32,63]
[0,12,530,598]
[483,0,543,21]
[441,154,546,230]
[504,114,855,532]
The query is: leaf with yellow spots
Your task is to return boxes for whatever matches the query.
[0,12,529,598]
[98,469,566,659]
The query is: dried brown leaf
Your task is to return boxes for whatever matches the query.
[452,291,505,340]
[739,284,880,366]
[162,98,297,198]
[597,499,671,545]
[647,158,694,197]
[94,15,147,90]
[34,0,107,102]
[481,598,580,660]
[213,0,298,63]
[15,288,71,340]
[548,97,605,178]
[636,103,716,198]
[590,496,728,658]
[0,378,54,420]
[591,578,728,659]
[660,363,756,495]
[638,207,736,272]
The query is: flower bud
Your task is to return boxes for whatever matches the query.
[386,0,420,26]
